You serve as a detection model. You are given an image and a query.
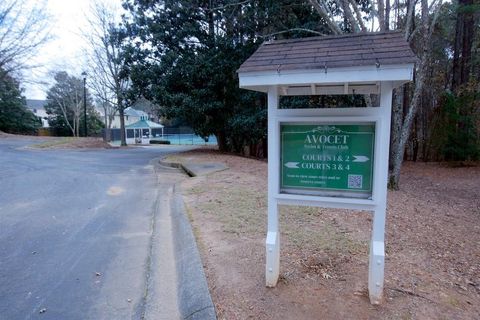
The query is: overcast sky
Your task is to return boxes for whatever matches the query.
[24,0,123,99]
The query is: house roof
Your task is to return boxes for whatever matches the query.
[125,119,164,129]
[237,31,416,74]
[124,107,148,117]
[26,99,48,110]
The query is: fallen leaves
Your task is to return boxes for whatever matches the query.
[177,150,480,319]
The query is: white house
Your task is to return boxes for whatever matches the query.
[111,107,148,128]
[26,99,49,127]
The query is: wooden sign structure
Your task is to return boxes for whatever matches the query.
[237,31,416,304]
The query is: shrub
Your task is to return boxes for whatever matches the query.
[150,139,171,145]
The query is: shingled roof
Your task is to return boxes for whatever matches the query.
[237,31,416,74]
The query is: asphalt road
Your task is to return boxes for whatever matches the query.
[0,138,192,319]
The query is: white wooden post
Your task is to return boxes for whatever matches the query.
[368,82,393,304]
[266,86,280,287]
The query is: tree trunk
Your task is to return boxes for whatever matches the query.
[308,0,342,34]
[389,57,427,189]
[389,86,403,171]
[385,0,390,30]
[378,0,386,31]
[216,130,228,152]
[340,0,360,32]
[74,116,78,137]
[451,3,464,91]
[262,137,268,159]
[404,0,415,40]
[104,112,111,142]
[119,107,127,146]
[389,0,441,189]
[412,114,419,162]
[451,0,475,92]
[76,116,80,137]
[460,0,474,86]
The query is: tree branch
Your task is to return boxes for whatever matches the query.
[335,0,360,32]
[260,28,327,38]
[378,0,386,31]
[405,0,416,40]
[348,0,368,32]
[308,0,342,34]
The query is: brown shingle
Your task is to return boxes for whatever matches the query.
[237,31,417,73]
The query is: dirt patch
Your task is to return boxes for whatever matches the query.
[167,149,480,320]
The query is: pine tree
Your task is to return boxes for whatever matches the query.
[0,69,40,134]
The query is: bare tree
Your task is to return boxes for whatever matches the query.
[93,87,117,142]
[45,71,85,137]
[308,0,445,188]
[0,0,51,80]
[84,0,129,146]
[389,0,444,188]
[451,0,475,92]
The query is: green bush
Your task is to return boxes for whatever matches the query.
[150,139,171,145]
[430,89,479,161]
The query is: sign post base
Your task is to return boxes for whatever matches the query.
[368,239,385,304]
[368,204,387,304]
[266,231,280,287]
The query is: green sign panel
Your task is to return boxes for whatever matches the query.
[281,123,375,195]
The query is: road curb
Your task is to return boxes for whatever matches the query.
[159,159,194,176]
[171,185,216,320]
[159,159,228,177]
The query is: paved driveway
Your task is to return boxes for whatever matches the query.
[0,138,191,319]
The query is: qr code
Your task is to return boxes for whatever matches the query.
[348,174,363,189]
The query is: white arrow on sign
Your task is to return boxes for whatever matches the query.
[284,162,300,168]
[352,155,369,162]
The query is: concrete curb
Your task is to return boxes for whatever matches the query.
[142,185,181,320]
[159,159,228,177]
[171,186,216,320]
[179,164,196,177]
[158,159,196,177]
[159,159,186,172]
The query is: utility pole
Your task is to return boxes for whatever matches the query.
[81,72,87,137]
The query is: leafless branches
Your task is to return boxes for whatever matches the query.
[348,0,367,32]
[83,0,129,144]
[47,72,84,137]
[0,0,51,79]
[261,28,327,39]
[389,0,445,188]
[308,0,342,34]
